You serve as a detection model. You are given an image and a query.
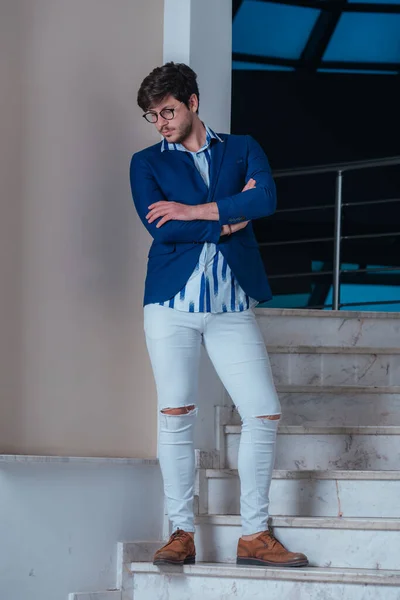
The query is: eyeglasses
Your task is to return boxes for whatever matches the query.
[143,102,182,124]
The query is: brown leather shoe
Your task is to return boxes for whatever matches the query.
[153,529,196,566]
[237,528,309,568]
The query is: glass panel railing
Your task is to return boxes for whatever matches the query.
[258,156,400,311]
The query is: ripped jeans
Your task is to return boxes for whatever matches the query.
[144,304,281,536]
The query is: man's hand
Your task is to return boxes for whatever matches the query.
[221,178,255,236]
[221,220,250,236]
[146,201,198,228]
[242,178,256,193]
[147,177,256,230]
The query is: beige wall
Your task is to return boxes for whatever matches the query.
[0,0,164,457]
[0,1,24,452]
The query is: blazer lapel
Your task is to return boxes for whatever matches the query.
[208,137,227,201]
[162,149,208,194]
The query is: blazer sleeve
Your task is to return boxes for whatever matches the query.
[215,136,277,226]
[130,153,221,244]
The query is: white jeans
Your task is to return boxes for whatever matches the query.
[144,304,281,536]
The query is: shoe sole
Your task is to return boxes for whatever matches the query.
[237,557,309,568]
[153,556,196,567]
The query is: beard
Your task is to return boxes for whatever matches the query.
[162,117,193,144]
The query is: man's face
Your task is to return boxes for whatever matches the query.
[148,94,196,144]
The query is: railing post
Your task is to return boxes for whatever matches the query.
[333,170,343,310]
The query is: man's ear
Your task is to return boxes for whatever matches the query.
[189,93,199,113]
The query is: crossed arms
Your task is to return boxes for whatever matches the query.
[130,135,276,245]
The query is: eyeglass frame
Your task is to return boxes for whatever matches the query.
[142,101,184,124]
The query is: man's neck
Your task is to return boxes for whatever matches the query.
[181,119,206,153]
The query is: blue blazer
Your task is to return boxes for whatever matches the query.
[130,133,276,306]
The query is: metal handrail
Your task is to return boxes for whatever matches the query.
[275,197,400,214]
[273,155,400,178]
[271,155,400,310]
[259,231,400,247]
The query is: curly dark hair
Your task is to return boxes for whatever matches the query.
[137,62,200,112]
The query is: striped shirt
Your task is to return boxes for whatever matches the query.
[155,125,257,313]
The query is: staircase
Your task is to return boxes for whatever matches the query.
[72,309,400,599]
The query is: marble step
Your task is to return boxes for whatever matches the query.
[193,515,400,570]
[203,469,400,518]
[226,390,400,427]
[270,346,400,355]
[224,425,400,470]
[254,308,400,350]
[276,384,400,394]
[68,593,121,600]
[129,562,400,600]
[267,346,400,387]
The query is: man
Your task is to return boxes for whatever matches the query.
[130,62,308,568]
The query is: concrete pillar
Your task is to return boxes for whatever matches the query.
[163,0,232,133]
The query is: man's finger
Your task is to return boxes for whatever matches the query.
[147,212,165,223]
[146,210,160,222]
[231,220,250,233]
[148,201,168,210]
[156,215,171,228]
[147,207,170,221]
[148,205,177,224]
[148,213,168,224]
[242,178,256,192]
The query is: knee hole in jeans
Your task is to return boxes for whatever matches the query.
[160,405,196,416]
[256,414,281,421]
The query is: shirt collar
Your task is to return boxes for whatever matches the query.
[161,124,223,152]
